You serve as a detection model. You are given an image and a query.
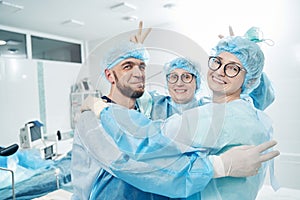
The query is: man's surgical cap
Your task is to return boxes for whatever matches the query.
[212,33,265,94]
[102,42,149,70]
[164,57,201,91]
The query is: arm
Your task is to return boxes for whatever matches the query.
[99,102,263,156]
[76,103,278,197]
[75,111,214,198]
[100,101,278,199]
[100,103,279,176]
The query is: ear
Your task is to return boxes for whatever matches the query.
[105,69,115,84]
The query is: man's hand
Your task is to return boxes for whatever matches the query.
[130,21,152,44]
[213,140,280,178]
[80,96,108,119]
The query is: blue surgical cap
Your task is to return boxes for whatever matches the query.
[213,34,264,94]
[164,57,201,92]
[249,72,275,110]
[103,42,149,70]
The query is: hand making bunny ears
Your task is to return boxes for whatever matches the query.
[218,25,235,39]
[130,21,152,44]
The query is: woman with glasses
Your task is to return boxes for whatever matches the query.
[97,27,278,199]
[148,57,204,121]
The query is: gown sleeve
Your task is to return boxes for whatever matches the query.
[76,111,214,198]
[99,100,274,199]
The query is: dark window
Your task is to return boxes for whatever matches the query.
[0,29,27,58]
[31,36,82,63]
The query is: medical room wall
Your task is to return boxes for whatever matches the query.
[0,58,81,146]
[160,0,300,190]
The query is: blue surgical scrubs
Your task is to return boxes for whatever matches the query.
[71,94,212,200]
[100,98,274,200]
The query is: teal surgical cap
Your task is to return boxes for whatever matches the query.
[103,42,149,70]
[164,57,201,91]
[213,28,265,94]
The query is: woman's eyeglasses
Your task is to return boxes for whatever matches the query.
[166,73,194,84]
[208,56,246,78]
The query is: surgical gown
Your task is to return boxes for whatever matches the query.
[71,93,213,200]
[100,98,273,200]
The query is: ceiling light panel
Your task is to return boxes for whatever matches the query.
[62,19,85,27]
[122,16,138,22]
[110,2,137,13]
[0,0,24,13]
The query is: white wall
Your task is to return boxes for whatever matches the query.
[262,1,300,188]
[0,58,81,146]
[0,59,40,146]
[159,0,300,190]
[41,61,81,136]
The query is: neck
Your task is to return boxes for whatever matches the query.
[171,98,198,113]
[212,93,240,103]
[107,89,136,109]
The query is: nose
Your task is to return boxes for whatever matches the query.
[174,76,185,86]
[215,64,225,76]
[132,65,145,78]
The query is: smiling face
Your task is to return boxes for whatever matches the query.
[207,52,246,102]
[106,58,146,99]
[167,68,197,104]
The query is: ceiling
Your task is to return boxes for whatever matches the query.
[0,0,179,42]
[0,0,294,60]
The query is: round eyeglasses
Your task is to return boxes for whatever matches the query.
[166,73,194,84]
[208,56,246,78]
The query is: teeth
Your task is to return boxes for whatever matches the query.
[174,89,186,93]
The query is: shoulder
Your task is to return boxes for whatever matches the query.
[149,91,171,103]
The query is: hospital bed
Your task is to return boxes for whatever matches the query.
[0,139,73,200]
[2,141,298,200]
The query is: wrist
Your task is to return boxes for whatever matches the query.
[209,155,226,178]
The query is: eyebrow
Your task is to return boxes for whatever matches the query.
[217,56,242,66]
[121,60,145,66]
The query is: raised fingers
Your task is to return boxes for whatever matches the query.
[254,140,278,153]
[260,150,280,162]
[141,27,152,43]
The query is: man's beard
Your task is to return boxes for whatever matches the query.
[114,72,144,98]
[119,86,144,98]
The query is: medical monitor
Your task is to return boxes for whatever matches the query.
[29,124,42,142]
[19,121,44,148]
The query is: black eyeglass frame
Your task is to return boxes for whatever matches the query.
[208,56,246,78]
[166,73,194,84]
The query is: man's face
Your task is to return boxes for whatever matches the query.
[111,58,146,98]
[167,68,197,104]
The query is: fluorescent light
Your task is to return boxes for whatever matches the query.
[0,0,24,12]
[163,3,176,9]
[122,16,138,22]
[0,40,6,45]
[110,2,136,13]
[6,40,21,45]
[62,19,85,27]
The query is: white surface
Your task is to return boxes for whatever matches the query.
[43,61,81,136]
[257,185,300,200]
[56,138,73,154]
[0,59,40,146]
[33,189,72,200]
